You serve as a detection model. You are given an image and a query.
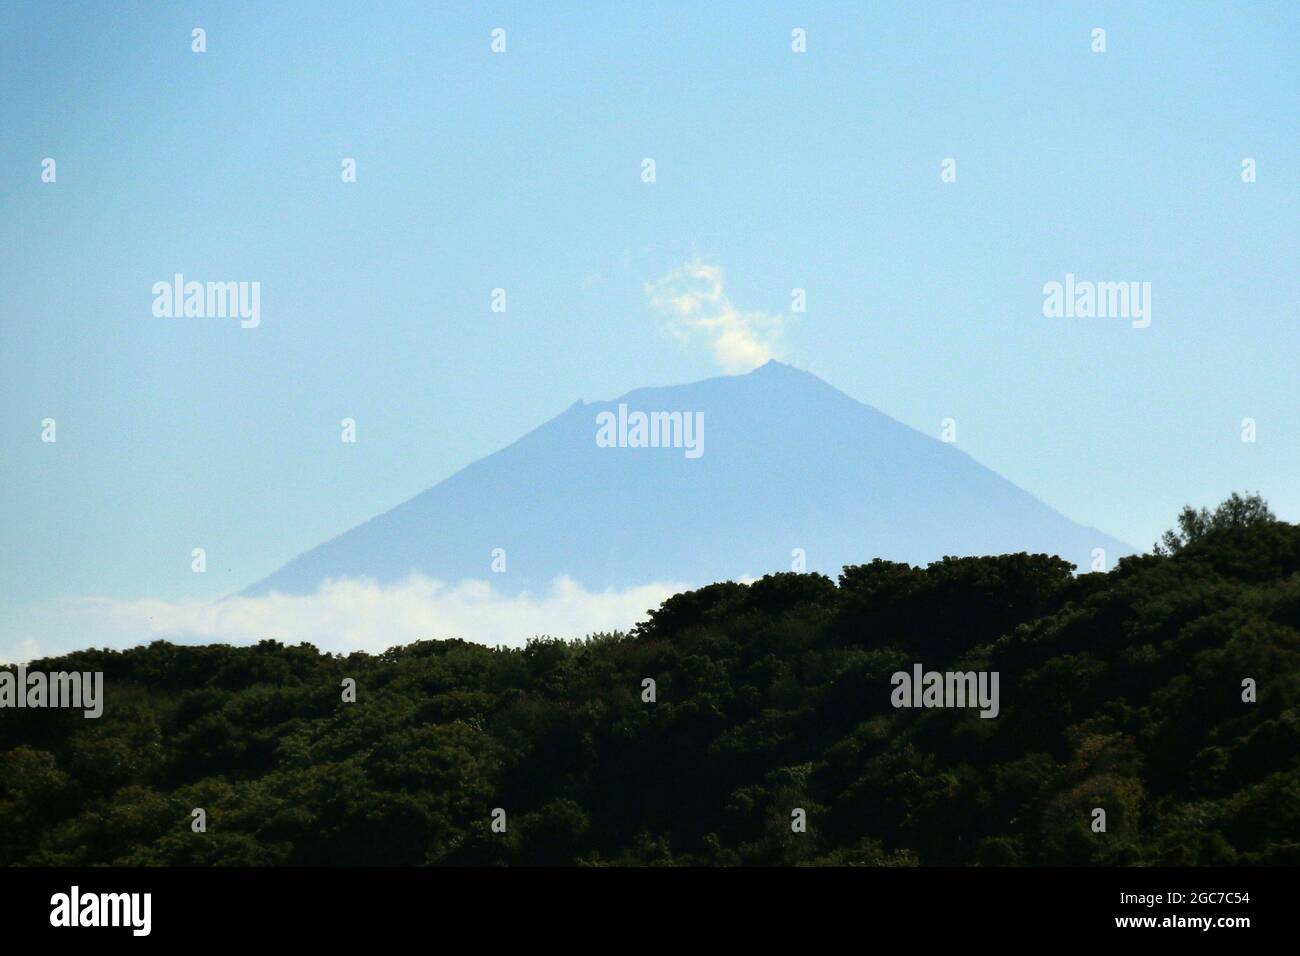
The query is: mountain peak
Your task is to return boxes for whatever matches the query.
[243,365,1133,597]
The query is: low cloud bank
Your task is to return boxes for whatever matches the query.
[4,575,687,664]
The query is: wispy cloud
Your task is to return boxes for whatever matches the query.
[5,576,686,663]
[646,259,784,373]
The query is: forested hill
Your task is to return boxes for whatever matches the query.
[3,503,1299,866]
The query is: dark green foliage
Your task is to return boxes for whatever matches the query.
[1154,491,1276,556]
[3,500,1298,866]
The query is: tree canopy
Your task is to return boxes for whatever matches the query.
[3,496,1298,866]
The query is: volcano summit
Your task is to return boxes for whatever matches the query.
[243,361,1131,597]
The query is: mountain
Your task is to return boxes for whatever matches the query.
[242,361,1132,596]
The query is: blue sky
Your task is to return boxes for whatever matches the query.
[2,1,1298,659]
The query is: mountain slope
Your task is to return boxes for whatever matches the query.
[243,361,1131,596]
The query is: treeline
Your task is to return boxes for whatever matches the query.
[2,496,1298,865]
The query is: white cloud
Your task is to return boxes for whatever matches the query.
[646,259,784,373]
[4,576,686,662]
[0,638,44,667]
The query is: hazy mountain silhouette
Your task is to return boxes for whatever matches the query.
[243,361,1132,596]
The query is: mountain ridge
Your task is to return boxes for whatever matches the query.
[242,361,1132,597]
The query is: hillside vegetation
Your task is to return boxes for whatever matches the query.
[3,496,1298,866]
